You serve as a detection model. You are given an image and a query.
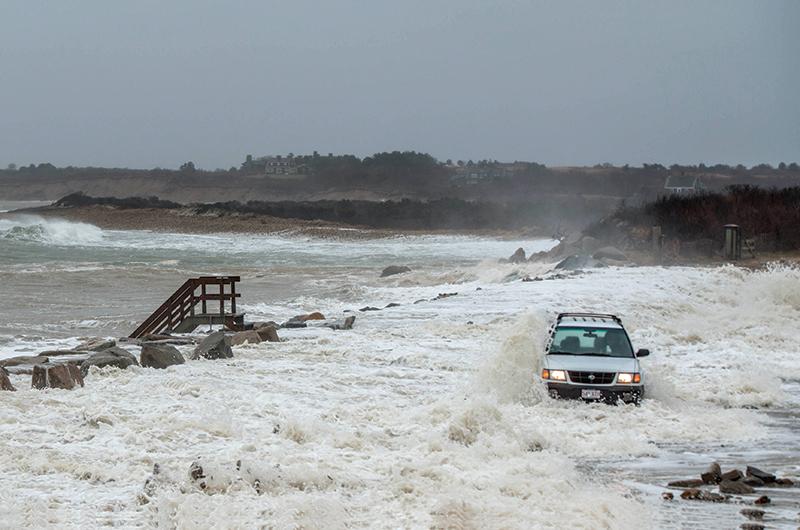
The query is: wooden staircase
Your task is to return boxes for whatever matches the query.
[130,276,244,338]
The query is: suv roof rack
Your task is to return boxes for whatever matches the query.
[556,312,622,323]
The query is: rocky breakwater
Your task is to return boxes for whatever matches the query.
[663,462,795,528]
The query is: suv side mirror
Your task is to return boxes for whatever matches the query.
[636,349,650,358]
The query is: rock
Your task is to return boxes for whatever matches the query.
[746,466,776,484]
[326,316,356,331]
[740,509,764,521]
[753,495,770,505]
[433,292,458,301]
[229,330,262,346]
[80,347,139,376]
[680,488,726,502]
[140,343,185,369]
[282,312,325,328]
[721,469,744,482]
[75,338,116,352]
[0,367,15,391]
[744,476,765,487]
[32,363,84,390]
[774,477,794,486]
[359,306,381,312]
[593,246,627,261]
[554,254,607,271]
[139,463,161,504]
[143,336,196,346]
[188,461,207,490]
[739,524,764,530]
[40,349,85,357]
[255,325,280,342]
[0,355,49,368]
[1,356,50,375]
[719,480,755,495]
[579,236,602,254]
[192,331,233,360]
[252,321,279,330]
[668,479,705,488]
[661,492,673,501]
[701,462,722,484]
[380,265,411,278]
[508,247,526,263]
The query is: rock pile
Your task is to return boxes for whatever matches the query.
[664,462,793,527]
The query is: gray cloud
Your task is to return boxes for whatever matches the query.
[1,0,797,169]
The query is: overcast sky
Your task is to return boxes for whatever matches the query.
[1,1,797,169]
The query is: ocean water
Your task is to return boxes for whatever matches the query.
[0,211,798,529]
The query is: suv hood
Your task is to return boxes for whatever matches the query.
[545,354,638,373]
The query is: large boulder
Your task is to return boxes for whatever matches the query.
[32,363,84,390]
[80,346,139,376]
[1,367,15,391]
[229,330,262,346]
[75,338,116,352]
[141,343,185,369]
[507,248,526,264]
[255,325,280,342]
[380,265,411,278]
[554,254,607,271]
[192,331,233,360]
[593,246,627,261]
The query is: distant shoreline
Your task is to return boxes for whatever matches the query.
[1,204,546,241]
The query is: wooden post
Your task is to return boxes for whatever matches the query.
[230,279,237,314]
[201,283,207,314]
[219,282,224,316]
[652,226,663,263]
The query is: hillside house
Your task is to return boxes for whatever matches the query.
[664,174,705,194]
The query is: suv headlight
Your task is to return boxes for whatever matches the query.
[617,373,641,384]
[542,369,567,381]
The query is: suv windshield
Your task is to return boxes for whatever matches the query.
[548,326,633,357]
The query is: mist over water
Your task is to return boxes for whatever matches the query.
[1,210,799,528]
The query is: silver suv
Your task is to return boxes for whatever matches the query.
[540,313,649,404]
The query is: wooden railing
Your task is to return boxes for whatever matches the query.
[129,276,242,338]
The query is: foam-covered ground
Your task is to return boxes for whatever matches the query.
[2,262,798,528]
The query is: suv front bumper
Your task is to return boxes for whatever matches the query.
[546,382,643,404]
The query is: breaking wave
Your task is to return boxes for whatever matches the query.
[0,216,104,246]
